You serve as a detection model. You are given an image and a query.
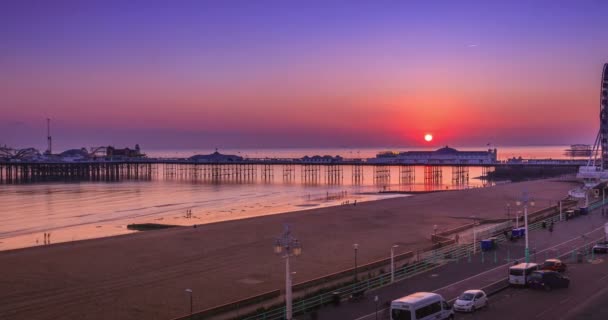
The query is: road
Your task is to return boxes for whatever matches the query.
[457,255,608,320]
[313,206,608,320]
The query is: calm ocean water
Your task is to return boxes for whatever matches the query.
[0,145,576,250]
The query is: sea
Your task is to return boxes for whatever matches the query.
[0,145,578,250]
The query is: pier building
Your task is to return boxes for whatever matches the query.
[189,151,243,162]
[300,155,343,163]
[106,144,145,159]
[368,146,498,164]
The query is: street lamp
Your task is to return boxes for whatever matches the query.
[274,225,302,320]
[353,243,359,281]
[516,192,535,263]
[185,289,193,319]
[602,186,606,216]
[374,295,379,320]
[470,215,478,254]
[391,245,399,283]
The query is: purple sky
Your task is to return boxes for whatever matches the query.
[1,1,607,151]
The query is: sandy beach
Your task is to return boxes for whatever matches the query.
[0,178,579,320]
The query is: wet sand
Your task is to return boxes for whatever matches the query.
[0,178,579,320]
[0,181,404,251]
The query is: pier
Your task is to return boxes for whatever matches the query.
[0,162,154,183]
[0,157,583,185]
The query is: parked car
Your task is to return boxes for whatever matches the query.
[541,259,567,272]
[453,290,488,312]
[592,241,608,254]
[528,270,570,291]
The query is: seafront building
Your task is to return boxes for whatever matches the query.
[368,146,498,164]
[189,150,243,162]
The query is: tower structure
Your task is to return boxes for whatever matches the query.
[601,63,608,169]
[45,118,52,155]
[574,63,608,187]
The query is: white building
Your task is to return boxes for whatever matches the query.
[368,146,497,164]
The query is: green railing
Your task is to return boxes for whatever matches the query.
[239,259,440,320]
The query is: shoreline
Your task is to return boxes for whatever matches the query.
[0,190,408,252]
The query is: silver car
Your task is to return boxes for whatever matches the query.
[453,290,488,312]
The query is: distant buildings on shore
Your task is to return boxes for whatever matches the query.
[564,144,592,158]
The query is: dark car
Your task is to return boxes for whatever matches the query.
[528,270,570,291]
[541,259,567,273]
[592,242,608,254]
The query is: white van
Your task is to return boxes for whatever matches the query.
[509,262,539,286]
[390,292,454,320]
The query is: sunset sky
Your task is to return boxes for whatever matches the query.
[1,1,607,150]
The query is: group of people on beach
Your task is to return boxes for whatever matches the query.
[39,232,51,245]
[341,199,357,206]
[185,209,193,218]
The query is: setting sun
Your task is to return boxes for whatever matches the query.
[424,134,433,142]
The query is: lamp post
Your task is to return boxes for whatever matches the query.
[602,186,606,216]
[353,243,359,281]
[470,215,478,254]
[274,225,302,320]
[185,289,193,319]
[516,192,535,263]
[374,295,379,320]
[391,245,399,283]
